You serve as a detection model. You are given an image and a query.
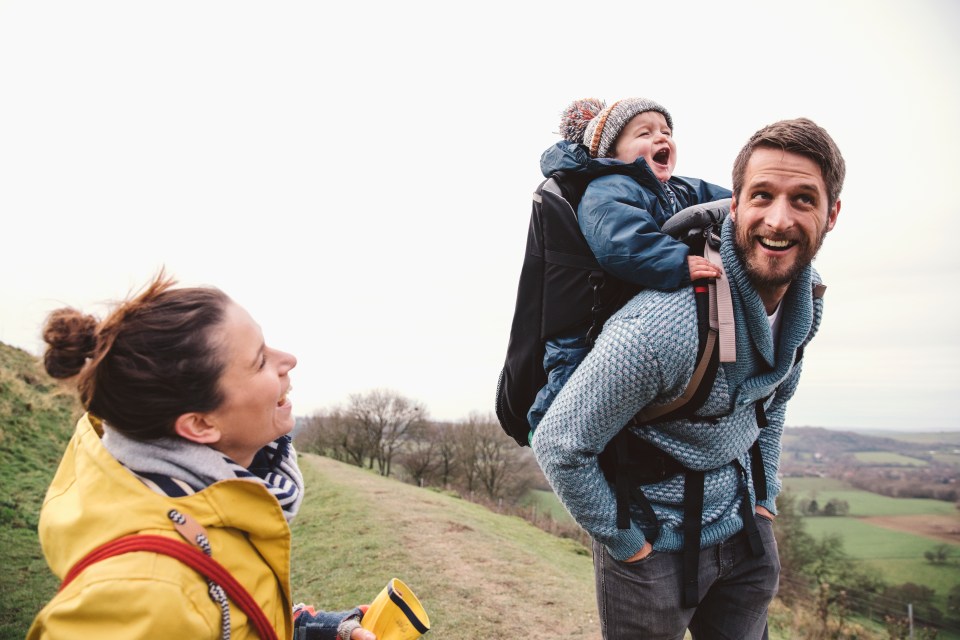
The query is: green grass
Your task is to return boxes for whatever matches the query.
[804,516,960,616]
[783,477,957,516]
[519,488,576,524]
[0,343,81,640]
[296,455,600,639]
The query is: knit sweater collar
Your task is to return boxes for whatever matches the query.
[720,217,815,380]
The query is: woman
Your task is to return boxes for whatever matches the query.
[28,273,375,640]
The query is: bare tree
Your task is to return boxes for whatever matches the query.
[294,408,370,466]
[452,412,538,501]
[452,416,482,495]
[346,389,425,477]
[401,421,441,486]
[434,421,460,488]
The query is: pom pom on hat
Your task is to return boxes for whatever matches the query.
[560,98,606,144]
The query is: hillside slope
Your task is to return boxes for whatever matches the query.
[0,341,82,639]
[0,340,601,639]
[293,454,601,639]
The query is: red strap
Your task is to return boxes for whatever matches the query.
[61,535,279,640]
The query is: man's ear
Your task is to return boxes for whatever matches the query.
[174,412,222,445]
[826,198,841,232]
[729,195,738,222]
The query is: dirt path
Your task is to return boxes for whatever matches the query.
[305,455,603,640]
[860,514,960,545]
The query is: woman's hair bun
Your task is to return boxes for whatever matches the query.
[42,308,99,379]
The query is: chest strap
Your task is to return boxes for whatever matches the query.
[61,534,279,640]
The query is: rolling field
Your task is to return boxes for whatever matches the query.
[784,476,960,620]
[782,477,958,517]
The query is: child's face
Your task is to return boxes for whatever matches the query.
[612,111,676,182]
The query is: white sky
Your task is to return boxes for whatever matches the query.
[1,0,958,431]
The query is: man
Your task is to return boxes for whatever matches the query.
[532,118,844,640]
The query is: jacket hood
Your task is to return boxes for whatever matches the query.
[539,141,660,185]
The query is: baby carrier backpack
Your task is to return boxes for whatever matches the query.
[493,171,778,607]
[494,170,732,447]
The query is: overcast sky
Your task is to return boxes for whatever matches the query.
[1,0,958,432]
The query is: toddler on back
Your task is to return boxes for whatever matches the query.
[527,97,732,435]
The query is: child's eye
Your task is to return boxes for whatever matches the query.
[258,354,267,370]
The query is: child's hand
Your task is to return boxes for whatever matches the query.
[688,255,722,281]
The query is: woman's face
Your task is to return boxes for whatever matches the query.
[203,302,297,466]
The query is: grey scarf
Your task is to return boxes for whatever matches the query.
[102,424,304,522]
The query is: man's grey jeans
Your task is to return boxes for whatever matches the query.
[593,516,780,640]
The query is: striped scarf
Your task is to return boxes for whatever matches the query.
[101,424,304,522]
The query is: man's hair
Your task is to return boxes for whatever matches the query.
[732,118,845,208]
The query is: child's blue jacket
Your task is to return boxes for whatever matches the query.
[540,141,732,290]
[528,142,732,431]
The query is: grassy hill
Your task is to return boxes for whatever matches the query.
[0,341,82,639]
[0,341,601,639]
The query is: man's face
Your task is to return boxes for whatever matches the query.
[731,147,840,293]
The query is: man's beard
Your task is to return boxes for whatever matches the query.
[733,220,827,289]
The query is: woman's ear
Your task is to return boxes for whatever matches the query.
[174,412,222,445]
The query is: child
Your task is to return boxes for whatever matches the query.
[527,97,733,433]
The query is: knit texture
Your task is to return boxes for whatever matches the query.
[532,216,823,561]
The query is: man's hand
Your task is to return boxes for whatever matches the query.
[755,505,775,520]
[687,255,722,281]
[625,541,654,563]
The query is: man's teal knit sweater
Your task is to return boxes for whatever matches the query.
[532,217,824,561]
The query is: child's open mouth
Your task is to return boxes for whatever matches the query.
[653,148,670,165]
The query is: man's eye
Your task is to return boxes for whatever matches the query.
[796,194,814,205]
[752,192,771,200]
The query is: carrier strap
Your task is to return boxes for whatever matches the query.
[735,459,766,558]
[704,239,735,363]
[61,534,279,640]
[681,470,705,608]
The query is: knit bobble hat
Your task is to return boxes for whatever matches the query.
[560,97,674,159]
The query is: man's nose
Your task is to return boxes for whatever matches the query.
[765,197,793,231]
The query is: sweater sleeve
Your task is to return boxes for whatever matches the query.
[579,176,691,290]
[531,296,694,560]
[294,605,363,640]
